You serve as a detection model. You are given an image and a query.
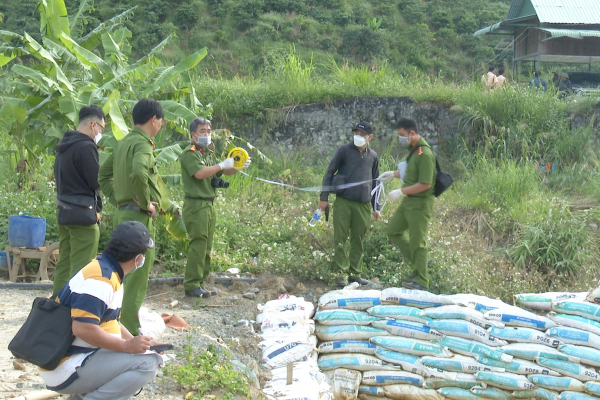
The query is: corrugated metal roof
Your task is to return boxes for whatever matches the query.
[540,27,600,37]
[507,0,527,19]
[531,0,600,24]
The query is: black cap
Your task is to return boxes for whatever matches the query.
[110,221,154,254]
[353,122,373,135]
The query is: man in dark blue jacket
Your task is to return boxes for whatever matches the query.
[53,105,105,294]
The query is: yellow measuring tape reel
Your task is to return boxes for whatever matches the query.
[227,147,249,169]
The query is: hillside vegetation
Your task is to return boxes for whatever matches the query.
[1,0,510,78]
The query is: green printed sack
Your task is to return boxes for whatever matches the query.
[366,305,431,324]
[434,336,513,362]
[584,381,600,396]
[370,336,452,357]
[422,305,503,329]
[373,347,454,379]
[370,320,445,341]
[558,344,600,367]
[500,343,580,363]
[438,387,485,399]
[423,373,481,390]
[315,309,381,326]
[318,353,400,371]
[512,388,560,400]
[551,301,600,322]
[547,326,600,350]
[475,355,560,376]
[515,292,587,311]
[547,312,600,337]
[422,354,504,373]
[358,385,386,397]
[427,320,507,346]
[315,324,389,341]
[528,375,584,392]
[535,357,600,381]
[559,391,597,400]
[475,371,535,390]
[470,386,514,400]
[489,326,561,347]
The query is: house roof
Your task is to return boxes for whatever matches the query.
[475,0,600,37]
[527,0,600,24]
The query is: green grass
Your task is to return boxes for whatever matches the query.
[164,341,250,400]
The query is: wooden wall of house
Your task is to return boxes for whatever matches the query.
[515,26,540,58]
[541,36,600,56]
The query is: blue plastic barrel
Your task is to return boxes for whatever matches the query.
[0,251,12,270]
[8,215,47,248]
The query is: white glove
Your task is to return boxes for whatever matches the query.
[242,157,252,169]
[389,189,405,201]
[218,157,234,170]
[378,171,395,182]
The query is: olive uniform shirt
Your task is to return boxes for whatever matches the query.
[98,127,162,210]
[404,138,436,197]
[179,145,221,198]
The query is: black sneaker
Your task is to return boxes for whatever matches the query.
[348,276,370,285]
[185,287,213,298]
[401,281,429,291]
[335,277,347,288]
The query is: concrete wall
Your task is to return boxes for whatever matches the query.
[217,97,462,158]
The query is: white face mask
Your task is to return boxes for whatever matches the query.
[94,131,102,144]
[398,135,411,148]
[195,135,211,147]
[353,134,367,147]
[134,255,145,271]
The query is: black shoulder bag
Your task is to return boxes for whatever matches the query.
[8,297,75,370]
[406,145,453,197]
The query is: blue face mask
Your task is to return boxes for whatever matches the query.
[194,136,211,147]
[398,135,410,148]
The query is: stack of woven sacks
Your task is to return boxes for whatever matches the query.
[314,286,600,400]
[258,294,332,400]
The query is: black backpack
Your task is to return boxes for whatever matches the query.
[406,144,453,197]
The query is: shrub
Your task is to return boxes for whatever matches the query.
[340,26,386,62]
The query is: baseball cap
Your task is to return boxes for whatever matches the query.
[109,221,154,254]
[353,122,373,135]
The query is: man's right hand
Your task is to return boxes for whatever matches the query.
[218,157,235,170]
[124,335,154,354]
[318,200,329,211]
[147,201,158,218]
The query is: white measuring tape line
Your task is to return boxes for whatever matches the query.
[238,170,388,212]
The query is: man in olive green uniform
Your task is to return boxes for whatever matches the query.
[320,122,381,288]
[179,117,251,297]
[98,98,174,334]
[379,118,436,291]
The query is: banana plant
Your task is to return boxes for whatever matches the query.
[0,0,211,175]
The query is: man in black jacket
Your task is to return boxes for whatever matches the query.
[319,122,381,287]
[53,105,105,294]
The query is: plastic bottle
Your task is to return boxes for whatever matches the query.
[309,209,324,227]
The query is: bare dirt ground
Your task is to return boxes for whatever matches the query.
[0,272,330,400]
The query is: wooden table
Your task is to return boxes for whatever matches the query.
[5,242,59,282]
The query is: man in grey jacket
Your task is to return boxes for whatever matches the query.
[319,122,380,287]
